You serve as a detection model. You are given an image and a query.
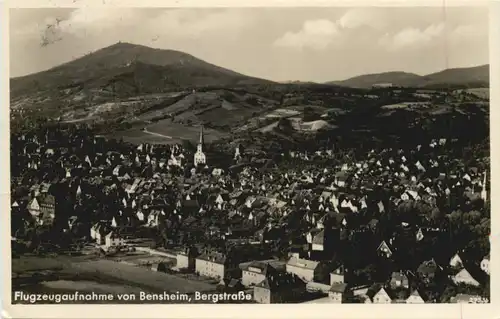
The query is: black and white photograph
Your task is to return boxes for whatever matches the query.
[6,2,492,308]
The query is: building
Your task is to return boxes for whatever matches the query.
[329,265,345,285]
[406,290,427,304]
[286,256,327,283]
[28,197,41,217]
[193,126,206,167]
[28,194,56,225]
[253,273,306,304]
[195,250,230,280]
[176,246,198,271]
[328,283,349,303]
[104,231,124,249]
[449,253,464,269]
[481,172,487,201]
[234,145,242,162]
[453,268,480,287]
[372,83,393,88]
[377,240,393,258]
[92,223,108,245]
[371,287,393,304]
[240,260,286,287]
[311,229,325,251]
[390,271,409,289]
[480,255,490,275]
[417,259,440,284]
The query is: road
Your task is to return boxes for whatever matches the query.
[142,128,173,139]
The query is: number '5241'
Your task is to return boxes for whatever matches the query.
[469,297,490,303]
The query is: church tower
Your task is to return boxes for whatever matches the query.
[194,126,206,167]
[481,171,488,202]
[234,144,241,162]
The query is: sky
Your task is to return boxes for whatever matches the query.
[9,6,489,82]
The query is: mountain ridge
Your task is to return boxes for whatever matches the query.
[326,64,489,88]
[10,42,275,98]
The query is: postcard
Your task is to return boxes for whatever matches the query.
[2,0,497,318]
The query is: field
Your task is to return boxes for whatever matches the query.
[381,102,430,110]
[12,255,71,274]
[40,280,144,295]
[147,119,227,143]
[110,129,177,144]
[12,255,217,304]
[71,260,216,294]
[465,88,490,100]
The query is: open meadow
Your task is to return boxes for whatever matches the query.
[12,255,217,303]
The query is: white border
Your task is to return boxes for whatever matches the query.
[1,1,498,319]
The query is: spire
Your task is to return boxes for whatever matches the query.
[481,171,487,201]
[199,125,204,146]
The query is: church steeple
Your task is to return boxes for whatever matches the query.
[481,171,488,201]
[199,125,204,147]
[194,125,206,167]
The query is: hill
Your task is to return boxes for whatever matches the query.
[326,71,421,89]
[327,65,489,89]
[10,42,275,99]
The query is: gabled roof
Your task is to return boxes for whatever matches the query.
[228,278,242,288]
[408,289,429,301]
[256,273,304,292]
[391,272,408,282]
[286,257,319,270]
[377,240,393,254]
[373,287,394,300]
[312,229,325,245]
[197,251,227,264]
[329,283,348,293]
[242,260,286,274]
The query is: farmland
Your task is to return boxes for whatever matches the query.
[71,260,216,294]
[12,255,217,303]
[465,88,490,100]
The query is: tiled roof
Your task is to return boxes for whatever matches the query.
[286,257,319,270]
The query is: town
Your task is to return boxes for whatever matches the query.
[11,105,490,304]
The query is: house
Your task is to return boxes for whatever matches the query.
[480,255,490,275]
[195,250,231,280]
[372,83,393,88]
[371,287,393,304]
[329,265,345,285]
[406,290,427,304]
[328,283,350,303]
[390,271,409,289]
[306,228,321,244]
[253,273,306,304]
[104,231,124,249]
[224,278,245,292]
[365,284,392,304]
[136,210,145,223]
[416,228,424,241]
[28,197,41,217]
[240,260,286,287]
[417,259,440,284]
[90,223,101,240]
[377,240,393,258]
[453,268,480,287]
[176,246,198,271]
[312,229,325,251]
[285,257,324,283]
[449,253,464,269]
[37,194,56,225]
[335,172,348,187]
[93,223,109,245]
